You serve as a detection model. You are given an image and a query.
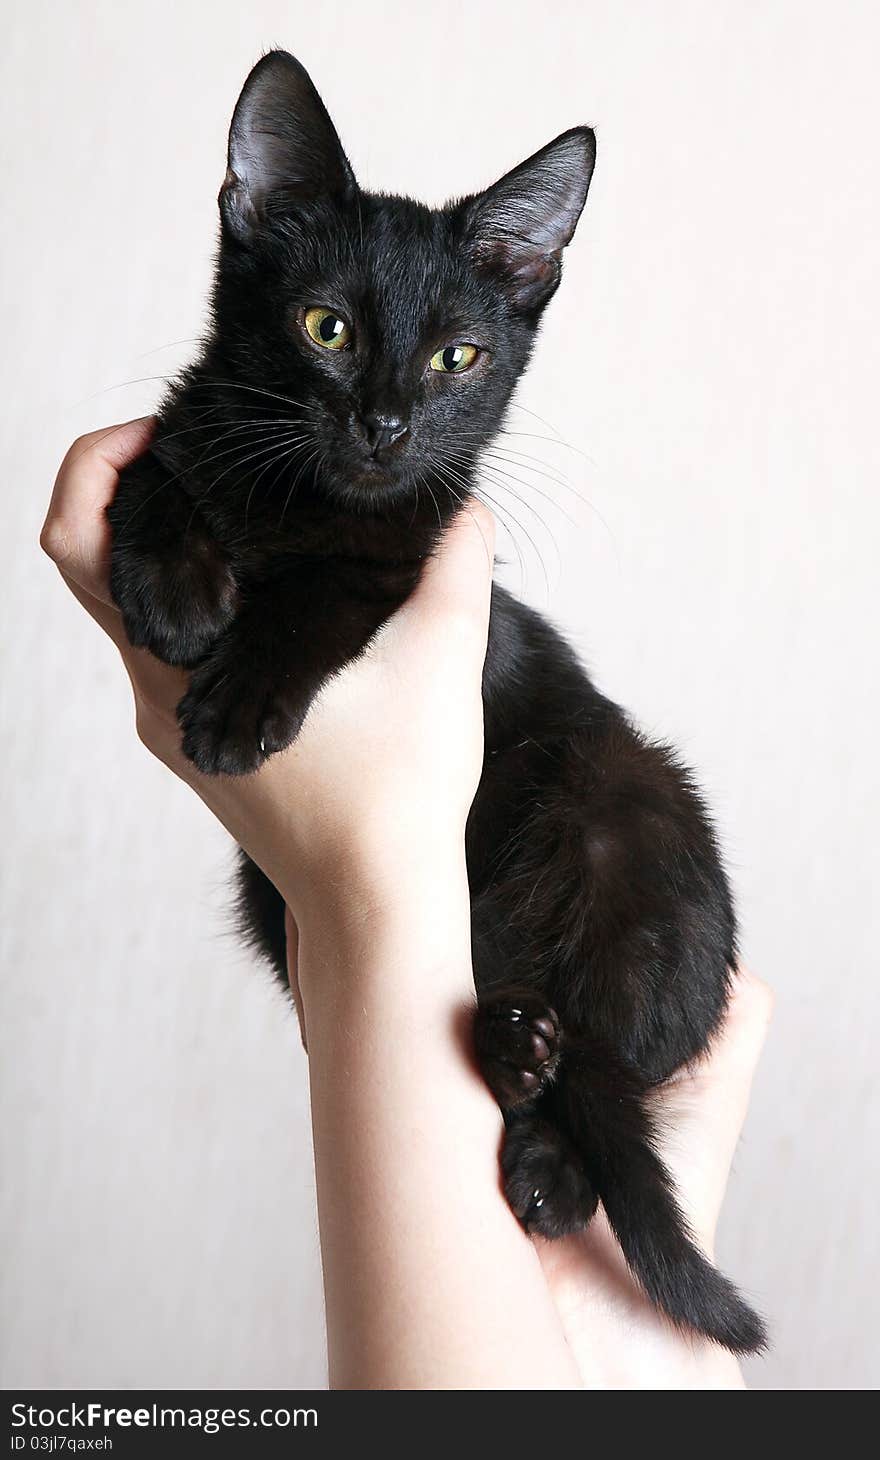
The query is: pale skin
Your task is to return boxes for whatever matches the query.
[42,417,772,1389]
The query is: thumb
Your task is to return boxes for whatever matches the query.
[396,501,496,649]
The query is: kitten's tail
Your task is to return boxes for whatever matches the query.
[563,1044,767,1355]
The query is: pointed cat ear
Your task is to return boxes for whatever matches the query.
[464,128,596,312]
[220,51,356,240]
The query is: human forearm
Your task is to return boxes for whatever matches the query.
[297,851,580,1391]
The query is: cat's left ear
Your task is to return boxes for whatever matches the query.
[464,127,595,313]
[220,50,356,241]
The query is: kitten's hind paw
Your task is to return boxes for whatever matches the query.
[474,991,561,1109]
[502,1117,597,1238]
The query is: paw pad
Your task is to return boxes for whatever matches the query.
[474,992,562,1111]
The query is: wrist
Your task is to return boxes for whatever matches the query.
[292,835,474,1008]
[286,812,468,929]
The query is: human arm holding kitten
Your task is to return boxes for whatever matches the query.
[42,419,770,1388]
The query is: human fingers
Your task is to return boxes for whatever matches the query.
[392,499,496,652]
[655,967,774,1246]
[40,418,155,604]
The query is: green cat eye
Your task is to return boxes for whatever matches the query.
[304,306,352,350]
[430,343,479,374]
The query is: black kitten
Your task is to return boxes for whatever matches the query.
[108,51,765,1353]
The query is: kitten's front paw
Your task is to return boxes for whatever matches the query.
[502,1117,597,1238]
[475,992,561,1109]
[110,538,238,668]
[177,654,304,776]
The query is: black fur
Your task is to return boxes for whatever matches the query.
[108,50,765,1353]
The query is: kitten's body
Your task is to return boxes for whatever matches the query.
[108,52,764,1352]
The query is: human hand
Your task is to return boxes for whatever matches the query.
[41,420,495,932]
[536,967,773,1388]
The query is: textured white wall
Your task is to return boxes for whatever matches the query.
[2,0,877,1391]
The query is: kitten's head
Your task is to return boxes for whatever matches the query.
[211,51,595,511]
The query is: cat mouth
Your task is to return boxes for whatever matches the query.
[350,457,396,488]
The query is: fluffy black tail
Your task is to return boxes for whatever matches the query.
[562,1044,767,1355]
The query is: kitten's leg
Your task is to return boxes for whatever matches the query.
[474,991,596,1236]
[177,560,415,775]
[501,1114,598,1238]
[108,452,238,667]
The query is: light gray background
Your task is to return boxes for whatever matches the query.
[2,0,877,1391]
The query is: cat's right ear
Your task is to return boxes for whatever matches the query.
[219,51,356,241]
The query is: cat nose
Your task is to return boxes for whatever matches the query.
[360,411,409,456]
